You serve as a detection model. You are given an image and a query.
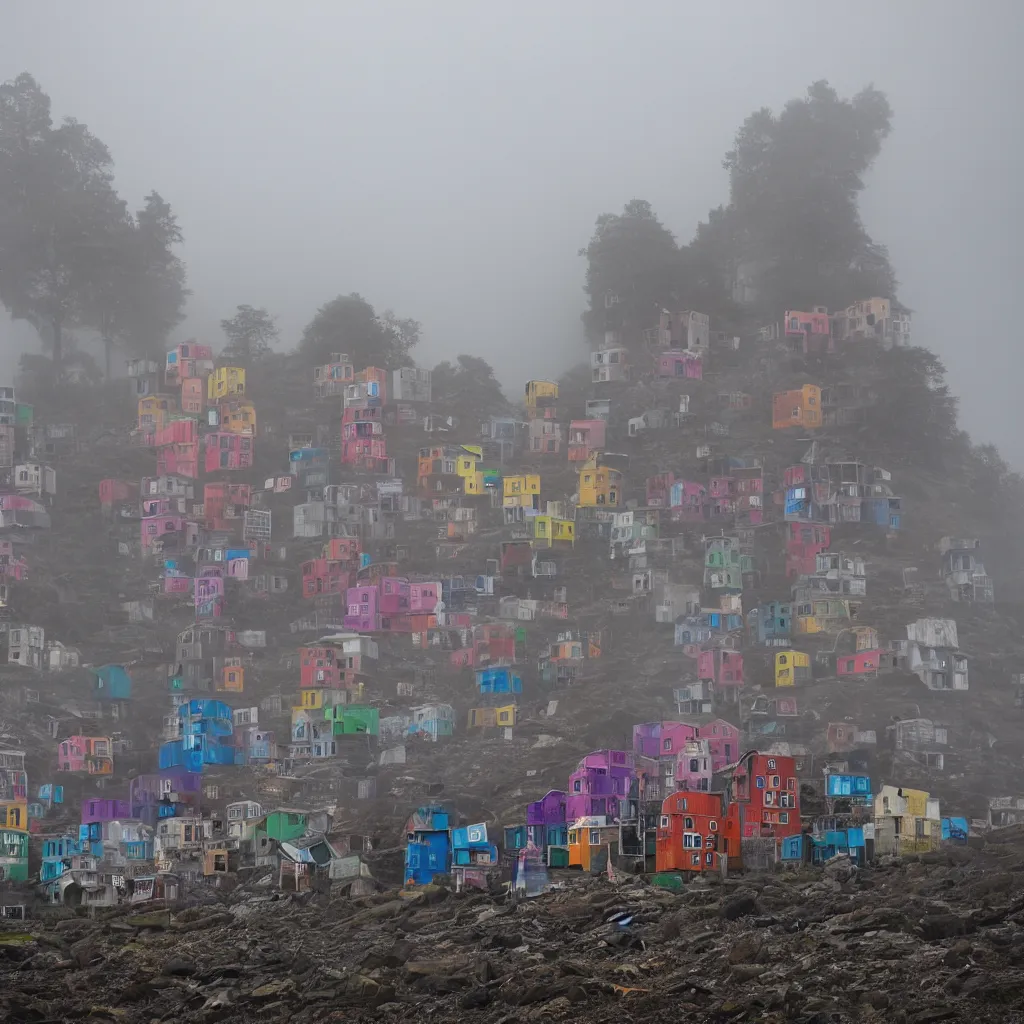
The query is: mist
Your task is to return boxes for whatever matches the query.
[2,0,1021,460]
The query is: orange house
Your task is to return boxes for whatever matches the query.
[772,385,822,430]
[656,791,726,873]
[567,817,619,872]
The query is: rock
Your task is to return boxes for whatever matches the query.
[727,934,764,964]
[720,893,760,921]
[917,914,968,941]
[249,979,296,1001]
[460,987,492,1009]
[162,957,197,977]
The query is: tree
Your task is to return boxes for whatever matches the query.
[721,80,896,312]
[220,304,278,364]
[432,354,509,428]
[579,200,679,346]
[0,72,128,372]
[299,293,419,370]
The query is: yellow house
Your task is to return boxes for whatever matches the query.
[467,705,517,728]
[455,445,482,479]
[530,515,575,548]
[874,784,940,850]
[0,799,27,831]
[525,380,558,416]
[138,395,176,433]
[208,366,246,401]
[220,398,257,435]
[578,455,622,508]
[503,474,541,508]
[775,650,810,687]
[291,689,347,713]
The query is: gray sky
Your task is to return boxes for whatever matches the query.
[2,1,1022,461]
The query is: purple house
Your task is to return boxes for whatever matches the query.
[81,797,131,823]
[527,789,567,826]
[566,750,634,821]
[344,585,380,631]
[673,738,713,792]
[128,770,202,824]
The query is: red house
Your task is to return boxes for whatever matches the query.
[646,472,675,508]
[656,790,725,873]
[205,433,253,472]
[785,523,831,579]
[302,558,351,599]
[837,650,882,676]
[721,751,801,856]
[157,443,199,479]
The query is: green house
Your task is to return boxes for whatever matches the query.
[0,829,29,882]
[258,810,307,843]
[324,705,379,736]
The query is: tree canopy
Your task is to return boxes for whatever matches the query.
[299,293,419,370]
[0,73,126,369]
[720,80,896,313]
[220,304,278,364]
[431,354,509,427]
[579,199,679,346]
[0,73,187,376]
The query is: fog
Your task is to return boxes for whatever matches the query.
[2,1,1021,460]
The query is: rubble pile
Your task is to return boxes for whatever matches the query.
[4,829,1024,1022]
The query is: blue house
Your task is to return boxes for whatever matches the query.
[810,827,866,865]
[405,805,451,885]
[748,602,792,645]
[942,817,969,843]
[826,773,872,805]
[159,699,238,772]
[780,833,806,864]
[476,667,522,695]
[41,835,83,881]
[451,823,498,867]
[91,664,132,701]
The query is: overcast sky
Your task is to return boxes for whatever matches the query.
[2,1,1021,460]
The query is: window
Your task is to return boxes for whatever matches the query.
[684,816,694,829]
[770,775,780,789]
[663,738,671,751]
[573,780,581,793]
[659,815,669,828]
[787,777,796,791]
[755,776,765,789]
[709,820,718,832]
[691,853,700,866]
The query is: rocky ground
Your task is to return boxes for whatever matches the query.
[5,828,1024,1023]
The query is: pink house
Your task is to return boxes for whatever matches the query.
[669,480,708,522]
[205,433,253,472]
[181,377,204,415]
[57,736,113,774]
[708,476,735,499]
[674,739,713,791]
[695,719,740,772]
[153,418,197,447]
[409,582,440,614]
[379,577,410,616]
[342,436,388,465]
[344,585,380,631]
[141,515,186,549]
[837,650,882,676]
[98,479,136,508]
[632,721,699,760]
[567,420,607,462]
[784,308,832,355]
[697,649,745,698]
[655,350,703,379]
